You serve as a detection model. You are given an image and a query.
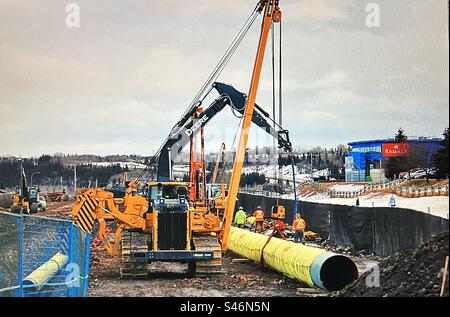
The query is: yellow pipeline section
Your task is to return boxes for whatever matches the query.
[23,251,68,290]
[228,227,358,291]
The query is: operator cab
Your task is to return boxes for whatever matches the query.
[147,182,191,251]
[206,183,225,200]
[27,187,38,204]
[147,182,190,212]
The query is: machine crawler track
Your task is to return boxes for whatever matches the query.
[120,230,149,279]
[191,235,222,277]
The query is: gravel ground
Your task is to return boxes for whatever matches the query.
[88,249,306,297]
[87,236,380,297]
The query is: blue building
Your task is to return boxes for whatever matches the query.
[345,137,443,182]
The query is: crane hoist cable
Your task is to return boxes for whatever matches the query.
[137,2,275,186]
[278,19,283,127]
[273,18,297,217]
[270,13,283,202]
[271,22,278,201]
[152,6,261,167]
[171,7,260,136]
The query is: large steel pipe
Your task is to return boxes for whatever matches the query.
[228,227,358,291]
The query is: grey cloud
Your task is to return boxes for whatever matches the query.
[0,0,448,156]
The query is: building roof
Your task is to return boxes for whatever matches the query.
[348,137,442,147]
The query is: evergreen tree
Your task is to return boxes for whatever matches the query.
[395,128,408,141]
[434,128,449,179]
[385,128,409,179]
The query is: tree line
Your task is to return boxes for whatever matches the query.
[0,155,127,189]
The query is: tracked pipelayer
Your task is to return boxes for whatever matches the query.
[71,0,286,278]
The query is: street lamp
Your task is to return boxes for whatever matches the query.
[30,172,40,186]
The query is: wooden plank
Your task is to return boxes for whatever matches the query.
[440,256,449,297]
[296,287,327,294]
[232,258,250,263]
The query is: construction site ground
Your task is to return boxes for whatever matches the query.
[87,242,377,297]
[37,200,446,297]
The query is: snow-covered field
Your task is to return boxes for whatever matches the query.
[170,164,328,182]
[328,184,366,193]
[297,192,449,219]
[89,161,148,169]
[241,165,318,182]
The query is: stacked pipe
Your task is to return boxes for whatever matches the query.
[228,227,358,291]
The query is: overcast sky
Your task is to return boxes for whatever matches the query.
[0,0,448,157]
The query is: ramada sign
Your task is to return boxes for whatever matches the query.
[382,143,410,157]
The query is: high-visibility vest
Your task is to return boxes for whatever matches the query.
[253,210,264,221]
[234,210,247,225]
[293,218,306,231]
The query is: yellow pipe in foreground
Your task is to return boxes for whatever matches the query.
[23,251,68,290]
[228,227,358,291]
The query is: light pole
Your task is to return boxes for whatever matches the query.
[73,165,77,196]
[30,172,40,186]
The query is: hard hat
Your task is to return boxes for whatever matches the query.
[257,206,261,209]
[239,206,243,210]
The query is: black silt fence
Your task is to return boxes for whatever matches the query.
[237,193,449,257]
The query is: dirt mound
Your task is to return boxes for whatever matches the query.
[318,240,382,260]
[336,231,449,297]
[39,201,73,219]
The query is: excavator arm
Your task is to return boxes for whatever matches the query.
[156,82,292,181]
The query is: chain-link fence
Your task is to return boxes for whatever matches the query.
[0,211,90,297]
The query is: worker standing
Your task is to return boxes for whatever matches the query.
[253,206,265,233]
[234,207,247,229]
[292,213,306,244]
[389,195,396,208]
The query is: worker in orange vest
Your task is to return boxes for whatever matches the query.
[253,206,265,233]
[292,213,306,244]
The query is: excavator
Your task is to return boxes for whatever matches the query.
[148,81,292,215]
[71,0,287,278]
[11,162,40,214]
[154,82,292,182]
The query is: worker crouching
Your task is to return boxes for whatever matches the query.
[234,206,247,229]
[253,206,265,233]
[293,213,306,244]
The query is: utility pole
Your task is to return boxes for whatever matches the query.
[74,165,77,196]
[18,159,23,196]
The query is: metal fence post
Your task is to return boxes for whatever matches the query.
[17,214,24,297]
[83,232,91,296]
[67,222,74,297]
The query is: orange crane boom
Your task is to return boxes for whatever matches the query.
[220,0,281,251]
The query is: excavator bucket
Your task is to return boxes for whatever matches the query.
[72,192,98,232]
